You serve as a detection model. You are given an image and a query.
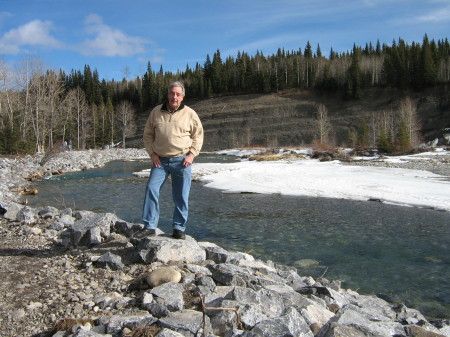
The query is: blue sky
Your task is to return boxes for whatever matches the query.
[1,0,449,81]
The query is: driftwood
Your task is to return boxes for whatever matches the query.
[200,294,243,337]
[22,185,38,195]
[25,172,43,181]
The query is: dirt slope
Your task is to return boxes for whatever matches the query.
[128,87,449,151]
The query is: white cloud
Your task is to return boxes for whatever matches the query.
[415,5,450,22]
[0,11,12,21]
[79,14,150,57]
[0,20,62,55]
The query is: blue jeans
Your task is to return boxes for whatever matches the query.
[142,154,192,232]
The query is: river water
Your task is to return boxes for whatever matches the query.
[26,154,450,319]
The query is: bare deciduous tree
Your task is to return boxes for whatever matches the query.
[116,100,136,148]
[0,58,16,129]
[42,70,65,149]
[64,87,91,149]
[398,97,421,147]
[315,103,331,144]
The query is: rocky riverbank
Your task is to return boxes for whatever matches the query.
[1,148,450,337]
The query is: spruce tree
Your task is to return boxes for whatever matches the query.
[345,45,363,99]
[420,34,437,87]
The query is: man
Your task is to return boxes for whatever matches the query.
[137,81,204,240]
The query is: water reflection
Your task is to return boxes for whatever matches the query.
[26,155,450,319]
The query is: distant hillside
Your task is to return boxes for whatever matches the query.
[128,87,449,151]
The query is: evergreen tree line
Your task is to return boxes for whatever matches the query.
[0,34,448,154]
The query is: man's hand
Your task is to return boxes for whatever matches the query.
[183,152,195,167]
[151,153,161,167]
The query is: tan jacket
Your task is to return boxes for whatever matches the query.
[143,103,204,157]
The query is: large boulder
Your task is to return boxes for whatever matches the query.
[136,236,206,264]
[62,213,116,248]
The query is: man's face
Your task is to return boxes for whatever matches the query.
[167,86,184,111]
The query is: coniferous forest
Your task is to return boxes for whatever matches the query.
[0,35,449,154]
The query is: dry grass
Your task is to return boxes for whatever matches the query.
[124,325,162,337]
[249,153,307,161]
[53,318,95,331]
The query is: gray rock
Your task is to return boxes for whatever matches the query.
[95,252,125,270]
[196,275,216,293]
[159,309,212,337]
[104,311,156,335]
[255,288,285,317]
[238,303,269,329]
[405,325,448,337]
[317,324,367,337]
[151,282,185,311]
[346,294,396,321]
[1,202,22,221]
[203,286,235,309]
[61,207,73,216]
[70,213,115,247]
[93,292,124,309]
[208,263,251,287]
[318,307,405,337]
[210,300,248,335]
[137,236,206,264]
[48,220,66,231]
[73,210,96,220]
[156,328,187,337]
[16,206,39,224]
[184,263,212,276]
[59,214,75,227]
[114,220,144,237]
[300,304,335,330]
[242,307,313,337]
[145,301,171,318]
[84,225,102,246]
[393,303,427,324]
[199,241,255,265]
[72,330,112,337]
[38,205,60,219]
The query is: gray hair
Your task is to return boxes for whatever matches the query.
[168,81,185,97]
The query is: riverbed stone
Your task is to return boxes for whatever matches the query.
[320,306,406,337]
[159,309,212,337]
[317,324,367,337]
[156,329,186,337]
[136,236,206,264]
[0,202,20,221]
[208,263,250,287]
[242,307,313,337]
[38,205,60,219]
[93,291,124,309]
[59,214,75,227]
[94,252,125,270]
[150,282,185,312]
[300,304,335,329]
[72,331,112,337]
[113,220,144,237]
[146,267,182,287]
[16,206,39,224]
[104,311,156,335]
[69,212,115,247]
[406,325,449,337]
[199,241,255,265]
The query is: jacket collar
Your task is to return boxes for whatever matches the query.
[162,102,185,113]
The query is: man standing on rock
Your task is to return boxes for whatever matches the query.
[136,81,204,240]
